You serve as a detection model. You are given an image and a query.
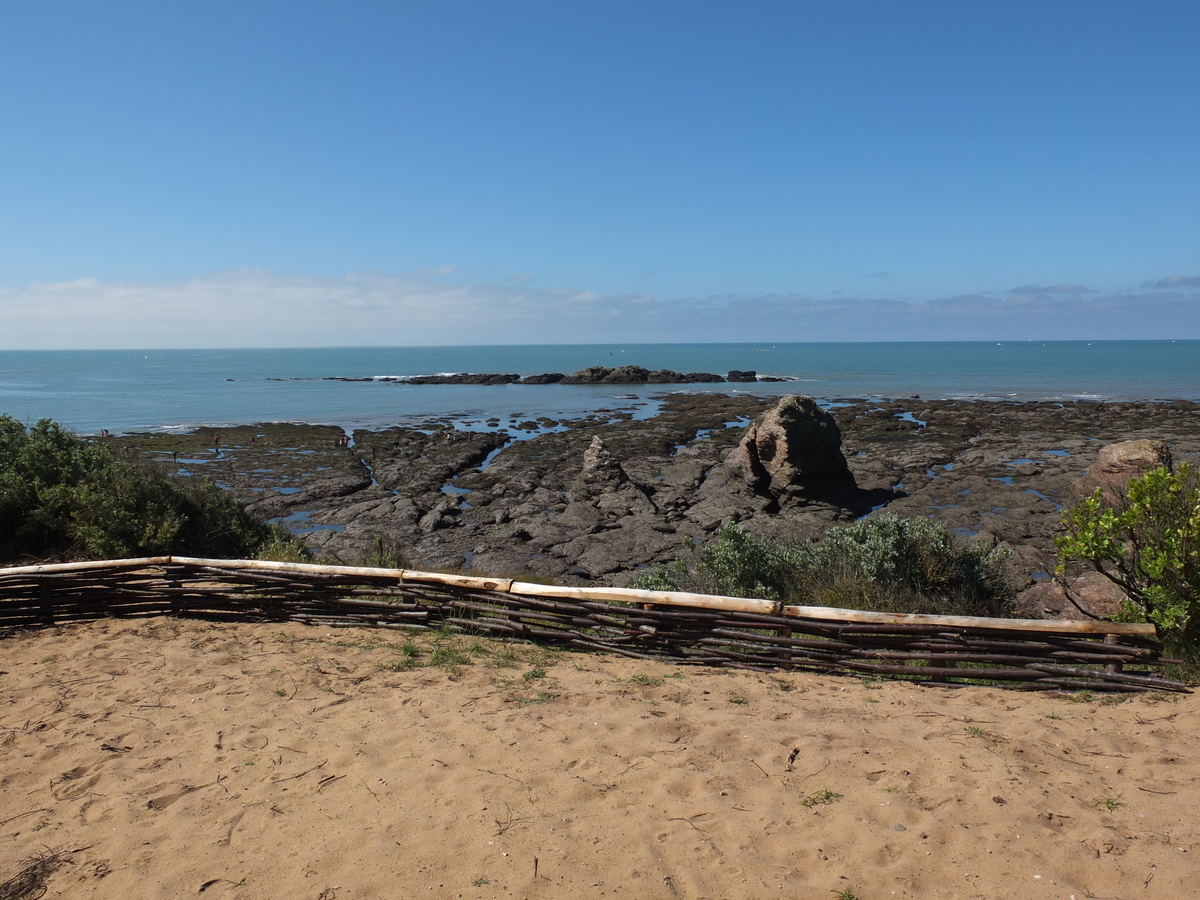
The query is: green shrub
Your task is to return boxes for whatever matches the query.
[0,415,303,563]
[632,515,1015,618]
[1056,463,1200,649]
[252,531,314,564]
[632,524,803,600]
[797,515,1015,617]
[689,523,807,600]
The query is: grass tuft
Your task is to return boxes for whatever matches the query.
[801,789,843,808]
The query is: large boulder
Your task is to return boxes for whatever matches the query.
[560,436,654,529]
[571,435,629,495]
[1075,439,1172,505]
[724,395,850,496]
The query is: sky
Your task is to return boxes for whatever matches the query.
[1,1,1197,348]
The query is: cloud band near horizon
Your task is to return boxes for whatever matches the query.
[2,271,1197,349]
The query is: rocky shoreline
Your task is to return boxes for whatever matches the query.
[107,395,1200,618]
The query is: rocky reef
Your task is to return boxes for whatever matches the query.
[110,395,1200,617]
[325,365,773,385]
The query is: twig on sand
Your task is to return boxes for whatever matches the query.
[494,801,530,836]
[744,756,770,777]
[0,808,51,828]
[478,768,531,790]
[272,760,328,783]
[668,814,709,832]
[316,774,344,792]
[801,758,830,778]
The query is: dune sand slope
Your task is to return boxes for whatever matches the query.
[2,618,1197,900]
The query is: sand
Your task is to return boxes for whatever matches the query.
[1,617,1196,900]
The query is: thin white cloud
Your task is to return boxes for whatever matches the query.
[1009,283,1090,294]
[1150,275,1200,289]
[0,270,1196,349]
[0,271,655,348]
[406,265,458,277]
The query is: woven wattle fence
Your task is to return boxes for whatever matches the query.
[0,557,1188,693]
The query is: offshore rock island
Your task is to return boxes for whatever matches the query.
[318,365,791,385]
[106,392,1200,618]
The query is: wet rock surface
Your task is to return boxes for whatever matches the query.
[110,397,1200,612]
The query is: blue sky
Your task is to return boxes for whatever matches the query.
[1,1,1197,348]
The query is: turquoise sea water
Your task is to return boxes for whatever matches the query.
[1,342,1196,435]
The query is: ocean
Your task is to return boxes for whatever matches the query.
[1,341,1196,436]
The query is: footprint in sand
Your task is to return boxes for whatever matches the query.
[145,783,201,810]
[52,765,101,801]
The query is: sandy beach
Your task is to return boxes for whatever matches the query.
[2,617,1196,899]
[8,5,1198,897]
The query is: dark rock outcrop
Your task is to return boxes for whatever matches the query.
[399,373,521,385]
[326,366,779,387]
[560,366,724,385]
[724,395,851,497]
[571,435,630,495]
[558,436,656,531]
[338,367,728,386]
[561,366,625,384]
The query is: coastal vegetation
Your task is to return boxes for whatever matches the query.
[631,515,1017,619]
[1057,463,1200,662]
[0,415,303,564]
